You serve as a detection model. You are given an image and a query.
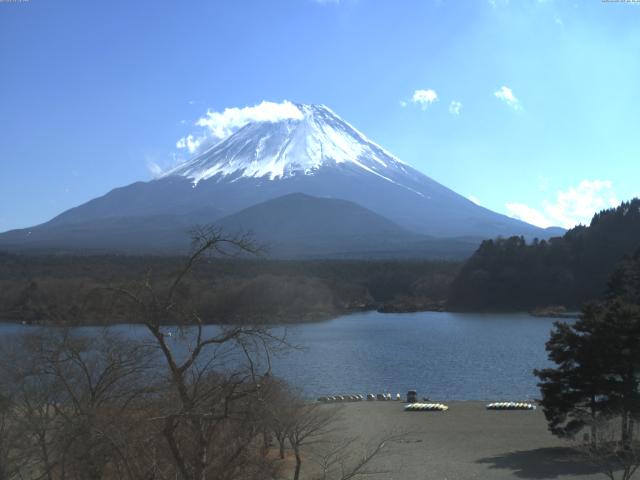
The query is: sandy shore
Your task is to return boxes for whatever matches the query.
[306,401,603,480]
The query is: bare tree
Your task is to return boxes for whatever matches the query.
[577,415,640,480]
[5,365,61,480]
[258,377,296,460]
[311,434,399,480]
[0,392,22,480]
[286,400,341,480]
[1,228,376,480]
[111,227,283,480]
[0,329,158,480]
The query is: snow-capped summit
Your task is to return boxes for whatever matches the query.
[164,104,416,189]
[0,102,564,256]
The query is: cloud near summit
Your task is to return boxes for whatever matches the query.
[506,179,620,229]
[176,100,303,154]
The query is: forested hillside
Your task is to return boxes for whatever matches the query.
[0,254,458,325]
[449,198,640,311]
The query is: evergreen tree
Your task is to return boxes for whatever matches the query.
[450,198,640,311]
[534,303,611,443]
[535,254,640,450]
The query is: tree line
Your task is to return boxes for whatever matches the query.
[449,198,640,311]
[0,251,458,326]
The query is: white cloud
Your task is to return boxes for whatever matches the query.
[506,179,620,229]
[175,134,207,154]
[196,100,303,139]
[411,89,438,109]
[449,100,462,115]
[544,180,619,228]
[468,194,481,205]
[506,203,554,229]
[147,160,164,178]
[176,100,303,155]
[147,152,186,178]
[494,85,521,110]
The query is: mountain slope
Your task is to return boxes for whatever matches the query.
[217,192,410,240]
[0,103,562,256]
[0,193,481,258]
[0,207,224,254]
[214,193,480,258]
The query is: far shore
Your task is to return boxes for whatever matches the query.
[0,305,579,327]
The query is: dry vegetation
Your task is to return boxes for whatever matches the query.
[0,230,397,480]
[0,251,458,325]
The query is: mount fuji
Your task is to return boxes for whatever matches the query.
[0,103,562,257]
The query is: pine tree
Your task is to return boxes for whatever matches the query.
[535,252,640,450]
[534,303,611,443]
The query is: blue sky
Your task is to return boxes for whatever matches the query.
[1,0,639,232]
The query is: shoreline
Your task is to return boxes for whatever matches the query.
[0,305,574,327]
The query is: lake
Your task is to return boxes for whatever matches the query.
[0,311,561,401]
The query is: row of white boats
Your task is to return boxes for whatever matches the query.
[317,395,537,411]
[317,393,402,402]
[403,402,537,412]
[404,403,449,412]
[486,402,537,410]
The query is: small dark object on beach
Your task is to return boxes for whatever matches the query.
[407,390,417,403]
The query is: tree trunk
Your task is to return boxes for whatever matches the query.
[279,439,286,460]
[195,422,208,480]
[261,430,270,457]
[38,430,54,480]
[163,417,190,480]
[590,396,598,448]
[590,422,597,449]
[621,410,630,451]
[293,446,302,480]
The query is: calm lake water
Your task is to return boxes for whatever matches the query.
[0,311,561,401]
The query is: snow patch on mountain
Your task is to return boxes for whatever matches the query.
[164,103,418,193]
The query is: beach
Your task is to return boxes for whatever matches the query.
[306,401,604,480]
